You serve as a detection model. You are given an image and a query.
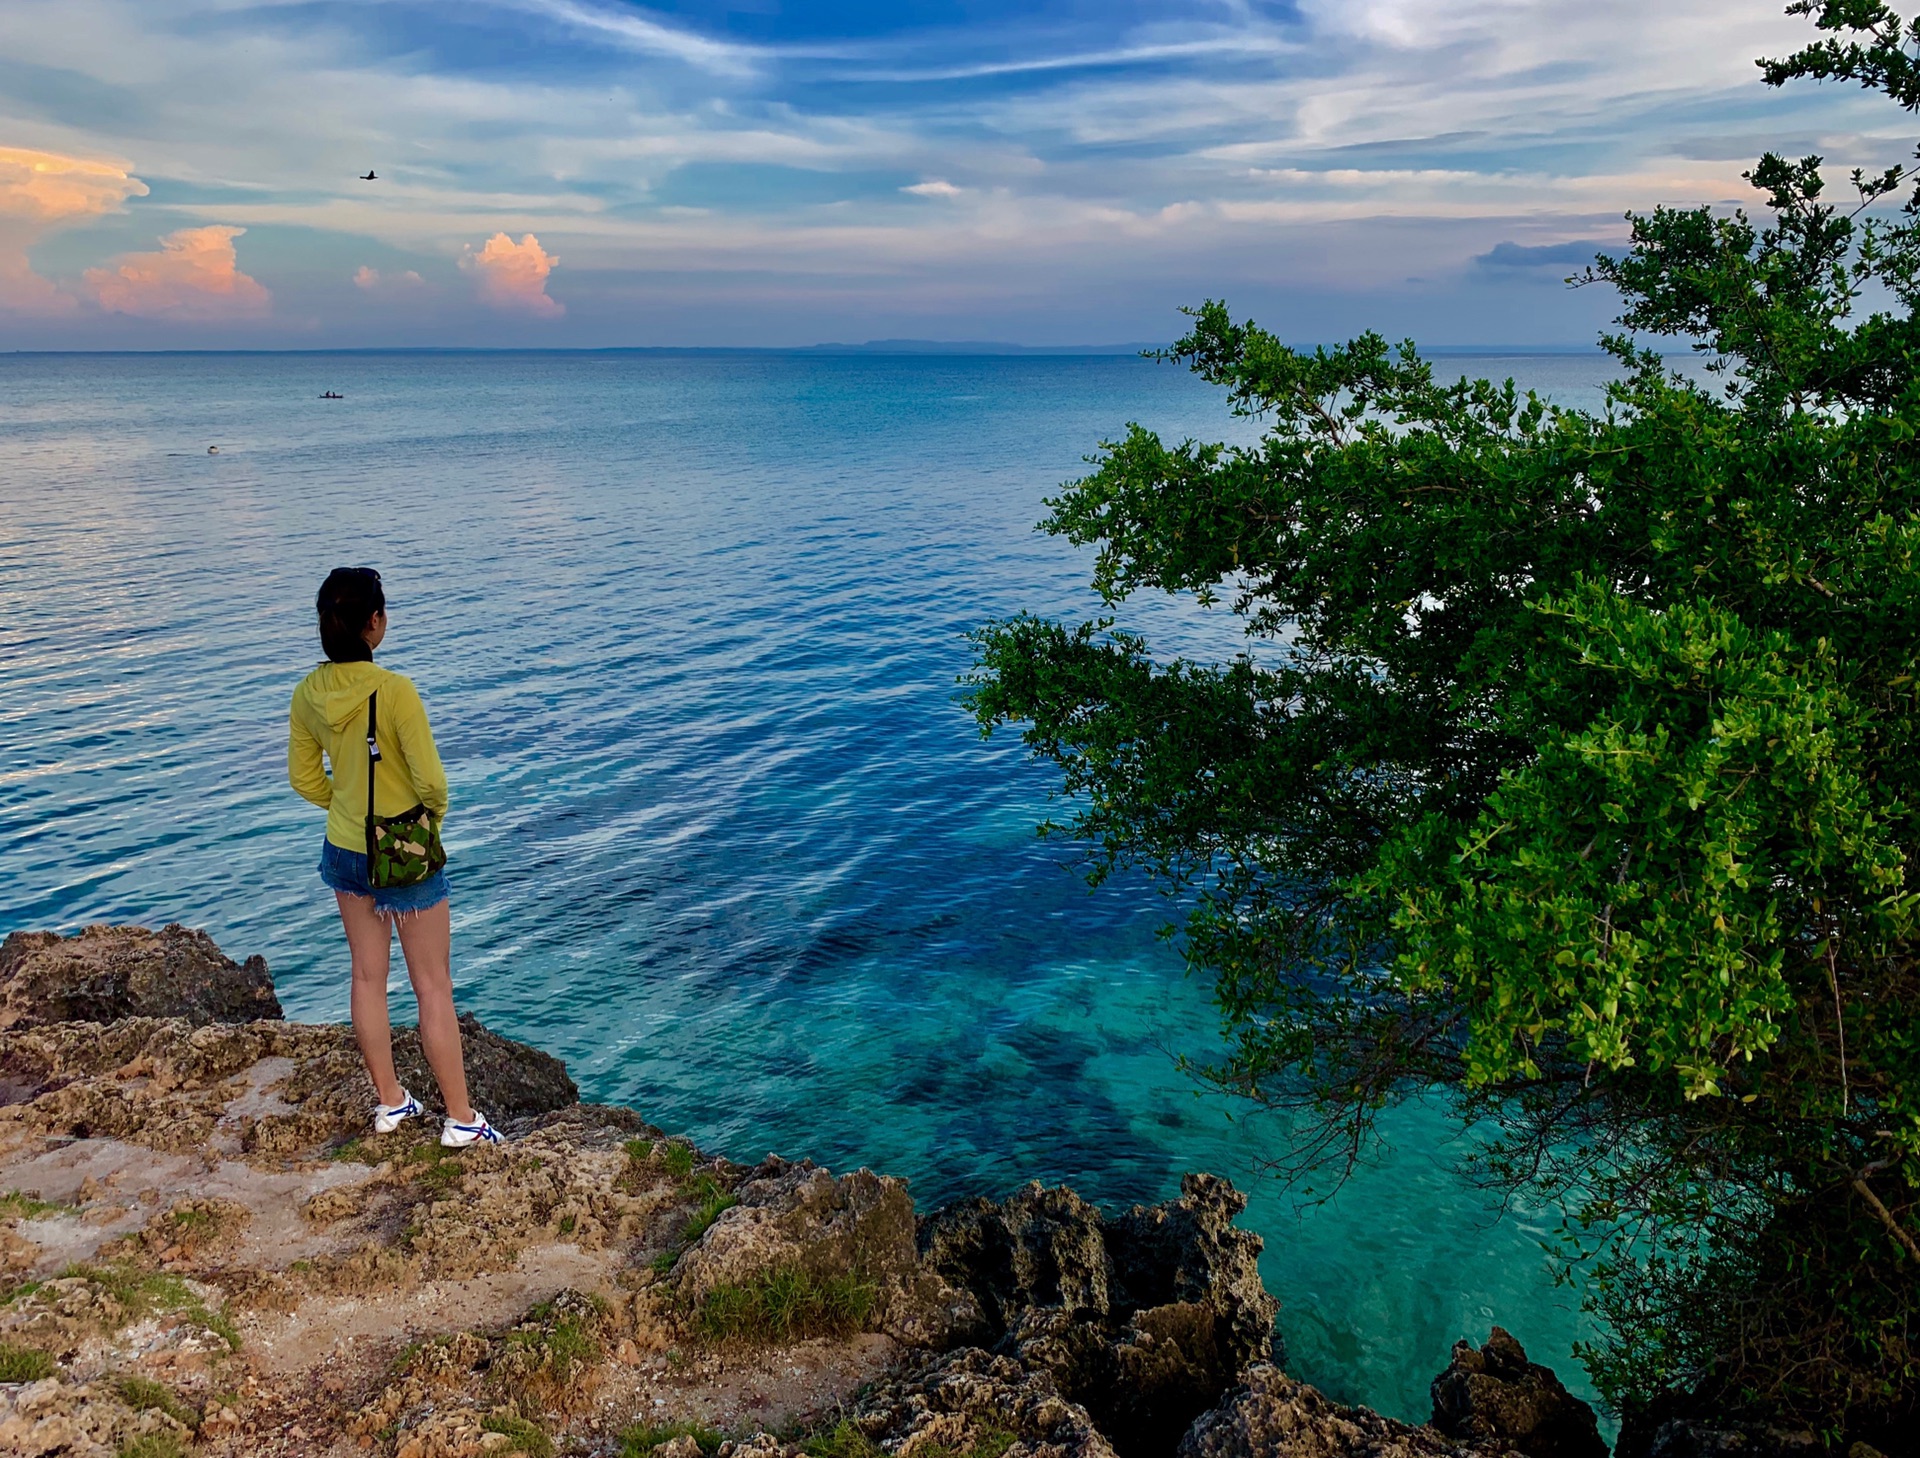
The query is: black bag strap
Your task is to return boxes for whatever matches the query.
[365,690,382,831]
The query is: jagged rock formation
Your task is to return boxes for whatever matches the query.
[665,1153,974,1347]
[1181,1365,1517,1458]
[853,1347,1121,1458]
[0,923,282,1030]
[919,1173,1279,1455]
[1431,1327,1606,1458]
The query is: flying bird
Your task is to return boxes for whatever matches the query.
[359,170,377,181]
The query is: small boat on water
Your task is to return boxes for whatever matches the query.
[319,391,345,399]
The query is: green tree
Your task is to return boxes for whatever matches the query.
[967,3,1920,1442]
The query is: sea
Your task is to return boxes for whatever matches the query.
[0,348,1697,1422]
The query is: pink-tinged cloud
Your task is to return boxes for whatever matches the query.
[459,232,562,318]
[0,146,147,315]
[354,264,426,292]
[84,225,270,320]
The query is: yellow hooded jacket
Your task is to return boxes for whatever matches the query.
[288,660,449,854]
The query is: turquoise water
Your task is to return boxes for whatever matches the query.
[0,350,1658,1421]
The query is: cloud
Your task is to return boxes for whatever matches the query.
[0,145,146,314]
[0,0,1888,345]
[1477,239,1623,268]
[83,225,270,319]
[0,145,146,223]
[459,232,563,317]
[354,264,427,291]
[481,0,765,76]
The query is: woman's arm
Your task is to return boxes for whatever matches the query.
[392,677,450,820]
[288,705,333,809]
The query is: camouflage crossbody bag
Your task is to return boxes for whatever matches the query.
[364,690,447,889]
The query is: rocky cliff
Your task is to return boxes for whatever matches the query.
[0,926,1611,1458]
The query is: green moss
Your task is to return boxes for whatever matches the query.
[618,1419,724,1458]
[623,1138,654,1163]
[0,1341,55,1382]
[329,1137,367,1163]
[695,1265,876,1346]
[482,1414,556,1458]
[557,1214,577,1237]
[414,1155,464,1192]
[649,1249,679,1276]
[0,1191,66,1220]
[114,1375,199,1430]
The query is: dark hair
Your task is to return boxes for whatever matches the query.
[316,567,385,663]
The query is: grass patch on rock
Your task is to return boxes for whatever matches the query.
[117,1435,187,1458]
[482,1413,556,1457]
[695,1265,875,1346]
[618,1419,723,1458]
[0,1340,55,1381]
[114,1374,200,1429]
[679,1174,738,1245]
[60,1262,241,1350]
[490,1290,609,1412]
[0,1190,67,1220]
[660,1141,696,1180]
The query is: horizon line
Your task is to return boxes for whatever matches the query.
[2,341,1622,358]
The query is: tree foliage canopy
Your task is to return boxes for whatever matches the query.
[968,3,1920,1441]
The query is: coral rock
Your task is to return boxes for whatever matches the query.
[0,1375,190,1458]
[0,923,282,1029]
[921,1173,1278,1455]
[672,1154,970,1345]
[1430,1328,1606,1458]
[855,1346,1120,1458]
[1181,1365,1511,1458]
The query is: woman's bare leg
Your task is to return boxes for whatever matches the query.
[338,891,405,1108]
[395,901,476,1124]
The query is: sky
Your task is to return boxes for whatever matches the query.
[0,0,1909,350]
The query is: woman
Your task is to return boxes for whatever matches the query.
[287,567,501,1148]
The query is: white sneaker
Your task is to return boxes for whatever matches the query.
[440,1112,504,1148]
[373,1090,423,1135]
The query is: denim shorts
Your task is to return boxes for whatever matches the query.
[319,838,449,916]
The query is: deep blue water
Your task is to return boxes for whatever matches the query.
[0,350,1676,1421]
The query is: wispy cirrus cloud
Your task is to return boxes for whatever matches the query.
[475,0,770,76]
